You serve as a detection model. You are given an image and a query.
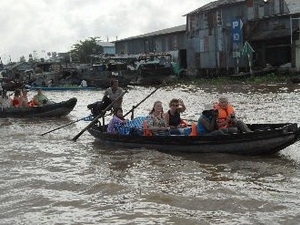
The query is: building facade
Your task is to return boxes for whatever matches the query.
[185,0,300,76]
[114,25,188,69]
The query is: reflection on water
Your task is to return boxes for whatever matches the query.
[1,83,300,224]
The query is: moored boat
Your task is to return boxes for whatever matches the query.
[0,97,77,118]
[26,86,100,91]
[87,123,300,155]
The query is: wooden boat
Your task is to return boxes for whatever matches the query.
[87,123,300,155]
[26,86,100,91]
[0,97,77,118]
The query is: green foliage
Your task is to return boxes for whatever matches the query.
[70,37,104,63]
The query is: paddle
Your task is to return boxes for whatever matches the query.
[41,115,92,136]
[72,90,128,141]
[123,85,161,119]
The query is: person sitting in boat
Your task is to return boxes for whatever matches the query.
[164,98,187,135]
[107,107,129,134]
[197,104,227,136]
[80,79,87,88]
[214,96,252,133]
[145,101,170,136]
[0,90,12,108]
[12,89,23,107]
[32,89,50,106]
[103,79,124,112]
[20,89,29,107]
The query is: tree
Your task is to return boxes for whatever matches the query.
[70,37,104,63]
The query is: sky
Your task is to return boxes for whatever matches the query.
[0,0,212,63]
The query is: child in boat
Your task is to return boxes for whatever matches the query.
[107,107,129,134]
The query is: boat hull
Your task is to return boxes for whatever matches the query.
[0,97,77,118]
[88,123,300,155]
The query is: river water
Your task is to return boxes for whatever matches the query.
[1,83,300,225]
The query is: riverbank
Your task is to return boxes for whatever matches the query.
[167,72,300,87]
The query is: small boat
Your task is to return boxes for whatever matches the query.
[87,123,300,155]
[0,97,77,118]
[26,86,100,91]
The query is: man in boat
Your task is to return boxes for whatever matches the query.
[214,96,252,133]
[32,89,50,106]
[103,78,124,112]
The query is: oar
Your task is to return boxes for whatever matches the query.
[123,85,161,119]
[72,90,128,141]
[41,115,92,136]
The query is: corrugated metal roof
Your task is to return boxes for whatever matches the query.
[98,42,114,47]
[116,24,186,42]
[285,0,300,15]
[185,0,244,15]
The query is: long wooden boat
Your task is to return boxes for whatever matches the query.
[88,123,300,155]
[26,86,100,91]
[0,97,77,118]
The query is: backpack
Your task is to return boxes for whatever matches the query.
[87,95,112,117]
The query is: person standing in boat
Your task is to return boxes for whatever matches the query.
[32,89,50,106]
[103,79,124,112]
[214,96,251,133]
[164,98,186,135]
[145,101,170,136]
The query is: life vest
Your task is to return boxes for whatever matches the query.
[12,98,20,107]
[214,103,235,129]
[168,110,181,127]
[179,119,188,127]
[189,123,197,136]
[142,120,152,136]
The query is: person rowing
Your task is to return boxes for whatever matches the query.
[103,78,125,112]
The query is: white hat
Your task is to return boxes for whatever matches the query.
[203,104,214,111]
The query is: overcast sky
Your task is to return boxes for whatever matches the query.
[0,0,212,63]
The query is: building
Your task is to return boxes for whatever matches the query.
[185,0,300,76]
[98,42,116,55]
[114,25,188,69]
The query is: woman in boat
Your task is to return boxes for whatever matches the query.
[145,101,170,136]
[12,89,23,107]
[164,98,186,135]
[197,104,226,136]
[107,107,129,134]
[20,89,29,107]
[214,96,251,133]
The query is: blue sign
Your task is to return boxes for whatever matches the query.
[232,19,243,44]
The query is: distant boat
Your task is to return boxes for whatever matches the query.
[0,97,77,118]
[25,85,101,91]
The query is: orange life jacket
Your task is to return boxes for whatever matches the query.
[214,103,235,129]
[179,119,188,127]
[142,120,153,136]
